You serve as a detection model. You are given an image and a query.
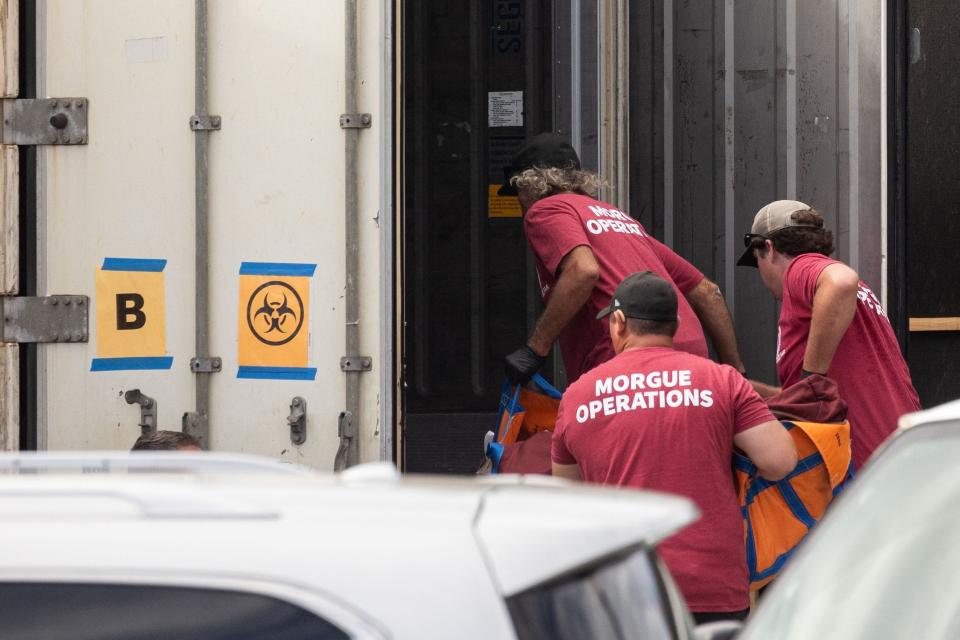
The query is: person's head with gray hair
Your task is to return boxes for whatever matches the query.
[499,133,606,212]
[131,430,202,452]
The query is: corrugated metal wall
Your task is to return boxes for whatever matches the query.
[608,0,886,383]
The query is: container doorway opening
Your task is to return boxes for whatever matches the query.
[400,1,561,473]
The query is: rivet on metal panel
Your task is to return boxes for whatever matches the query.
[50,298,59,306]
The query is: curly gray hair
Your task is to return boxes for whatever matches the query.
[510,166,606,200]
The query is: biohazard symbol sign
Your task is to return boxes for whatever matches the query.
[247,281,304,346]
[237,262,317,380]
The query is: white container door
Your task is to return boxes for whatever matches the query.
[35,0,387,466]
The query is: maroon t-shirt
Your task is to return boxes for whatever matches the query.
[552,347,774,612]
[524,193,708,382]
[777,254,920,468]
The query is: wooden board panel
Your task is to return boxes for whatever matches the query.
[0,0,17,97]
[0,344,18,451]
[910,317,960,332]
[0,145,17,295]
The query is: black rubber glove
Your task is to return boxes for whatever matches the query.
[504,345,546,385]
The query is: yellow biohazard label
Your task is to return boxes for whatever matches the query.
[488,184,522,218]
[237,262,316,380]
[91,258,170,371]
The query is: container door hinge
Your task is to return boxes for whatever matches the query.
[2,98,89,145]
[1,295,89,343]
[339,113,372,129]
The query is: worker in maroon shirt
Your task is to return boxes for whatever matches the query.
[500,133,746,385]
[552,271,797,622]
[737,200,921,469]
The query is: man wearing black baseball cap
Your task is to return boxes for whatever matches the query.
[737,200,919,469]
[553,271,796,623]
[501,132,746,386]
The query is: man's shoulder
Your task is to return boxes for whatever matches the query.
[785,253,839,282]
[530,193,592,213]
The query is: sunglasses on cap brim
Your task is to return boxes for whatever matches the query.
[742,233,767,248]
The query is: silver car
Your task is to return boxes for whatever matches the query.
[740,400,960,640]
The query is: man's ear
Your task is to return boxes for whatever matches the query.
[611,310,628,337]
[755,239,772,262]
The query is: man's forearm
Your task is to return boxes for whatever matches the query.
[528,265,597,355]
[686,278,745,371]
[750,380,781,399]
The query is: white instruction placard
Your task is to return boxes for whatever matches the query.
[488,91,524,127]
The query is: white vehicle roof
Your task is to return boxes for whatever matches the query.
[0,454,698,639]
[897,398,960,430]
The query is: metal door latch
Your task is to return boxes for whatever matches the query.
[288,396,307,446]
[124,389,157,435]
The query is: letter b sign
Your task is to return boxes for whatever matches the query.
[116,293,147,330]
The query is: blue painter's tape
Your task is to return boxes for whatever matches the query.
[239,262,317,277]
[102,258,167,272]
[91,356,174,371]
[237,366,317,381]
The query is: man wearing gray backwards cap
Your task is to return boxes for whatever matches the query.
[500,132,746,386]
[738,200,920,469]
[552,271,796,623]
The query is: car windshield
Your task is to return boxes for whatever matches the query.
[506,549,680,640]
[742,422,960,640]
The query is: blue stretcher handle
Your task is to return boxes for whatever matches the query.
[488,374,563,474]
[530,373,563,399]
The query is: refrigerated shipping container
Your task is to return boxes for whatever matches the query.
[2,0,946,472]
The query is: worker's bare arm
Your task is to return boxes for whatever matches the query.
[684,277,745,372]
[734,420,798,481]
[552,462,583,481]
[749,380,782,398]
[803,263,859,375]
[527,246,600,356]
